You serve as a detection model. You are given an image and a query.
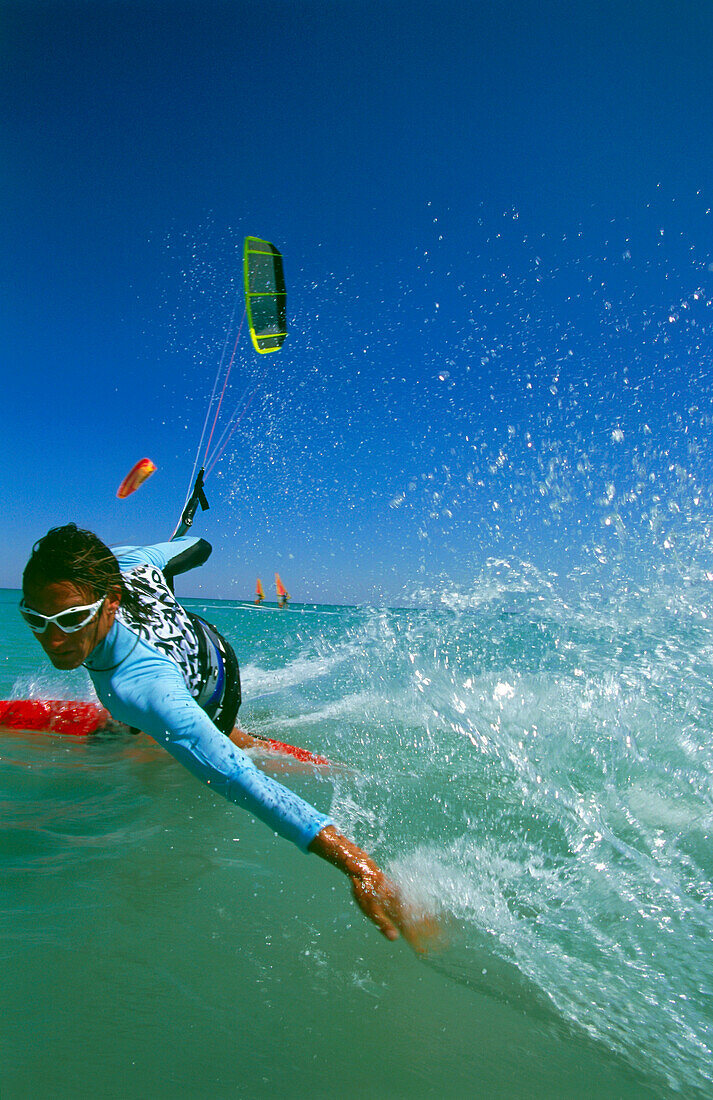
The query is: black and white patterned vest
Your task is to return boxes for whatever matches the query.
[117,563,207,698]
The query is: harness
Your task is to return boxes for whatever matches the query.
[188,613,241,734]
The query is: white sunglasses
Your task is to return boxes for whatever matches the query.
[19,596,105,634]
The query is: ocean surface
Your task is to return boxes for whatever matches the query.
[2,576,713,1099]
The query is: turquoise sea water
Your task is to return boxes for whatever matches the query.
[2,576,713,1098]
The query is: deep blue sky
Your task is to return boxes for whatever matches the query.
[4,0,713,602]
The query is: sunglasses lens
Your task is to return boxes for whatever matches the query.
[56,608,93,631]
[20,608,49,631]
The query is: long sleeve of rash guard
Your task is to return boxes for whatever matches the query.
[112,537,211,578]
[88,622,333,851]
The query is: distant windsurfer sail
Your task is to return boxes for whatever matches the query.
[243,237,287,354]
[255,578,265,604]
[275,573,290,608]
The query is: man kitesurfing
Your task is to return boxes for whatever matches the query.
[14,237,438,950]
[19,524,436,950]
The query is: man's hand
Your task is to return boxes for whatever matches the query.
[309,825,441,953]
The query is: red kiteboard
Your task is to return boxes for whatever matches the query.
[0,698,332,765]
[0,698,111,737]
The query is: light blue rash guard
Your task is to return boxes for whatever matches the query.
[83,538,333,851]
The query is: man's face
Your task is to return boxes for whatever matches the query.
[22,581,118,669]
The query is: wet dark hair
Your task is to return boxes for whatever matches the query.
[23,523,148,623]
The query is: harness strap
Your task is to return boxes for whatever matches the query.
[187,613,241,735]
